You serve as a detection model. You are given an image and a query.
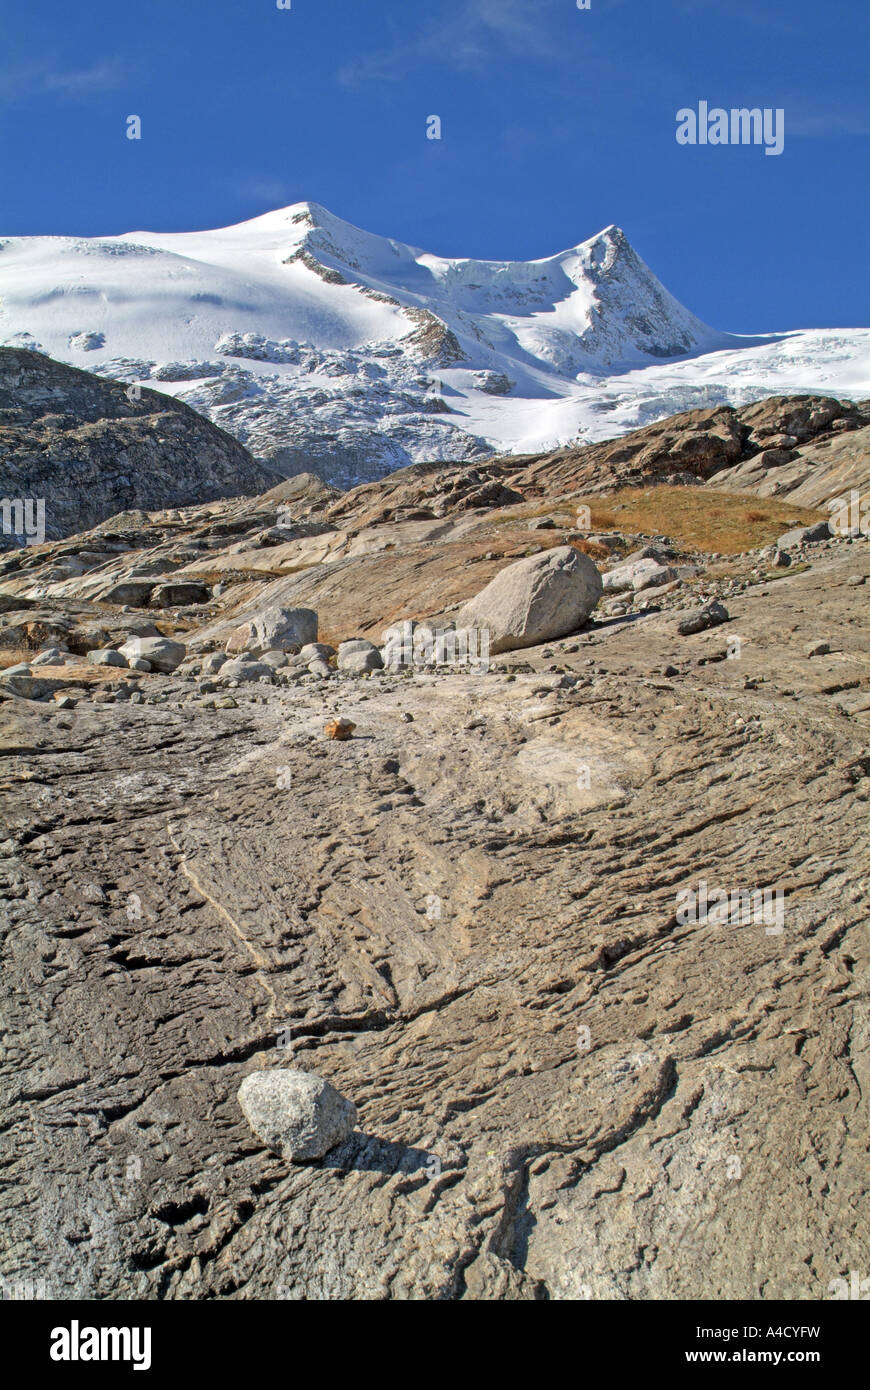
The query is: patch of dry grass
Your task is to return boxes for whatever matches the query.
[497,486,825,555]
[594,487,824,553]
[0,646,32,669]
[568,539,610,562]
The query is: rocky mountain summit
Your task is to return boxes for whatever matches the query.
[2,202,868,484]
[1,392,867,1301]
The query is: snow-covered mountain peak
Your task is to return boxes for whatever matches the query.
[574,222,628,258]
[0,201,867,489]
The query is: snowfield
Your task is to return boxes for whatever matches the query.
[1,201,867,485]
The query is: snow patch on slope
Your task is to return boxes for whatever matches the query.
[0,201,867,485]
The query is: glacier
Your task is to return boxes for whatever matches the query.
[0,200,867,486]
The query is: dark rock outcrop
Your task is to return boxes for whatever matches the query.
[509,396,869,498]
[0,349,278,544]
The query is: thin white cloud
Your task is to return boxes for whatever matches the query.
[337,0,564,88]
[0,57,127,102]
[233,177,303,206]
[787,112,870,136]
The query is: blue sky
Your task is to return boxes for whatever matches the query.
[1,0,867,333]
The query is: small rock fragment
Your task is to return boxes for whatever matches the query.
[677,601,730,636]
[324,718,356,740]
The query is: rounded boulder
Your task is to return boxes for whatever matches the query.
[455,545,602,653]
[238,1069,357,1162]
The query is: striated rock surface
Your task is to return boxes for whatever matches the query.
[1,395,867,1302]
[1,539,867,1300]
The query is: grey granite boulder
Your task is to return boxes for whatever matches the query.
[338,639,384,673]
[455,545,602,654]
[603,558,677,593]
[776,521,831,549]
[238,1069,357,1162]
[297,642,336,664]
[225,606,317,657]
[219,660,274,683]
[119,636,186,672]
[677,600,730,636]
[152,581,211,607]
[101,580,156,607]
[87,648,128,667]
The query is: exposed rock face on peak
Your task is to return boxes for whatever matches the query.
[556,223,715,362]
[400,308,467,367]
[2,201,867,488]
[0,349,278,542]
